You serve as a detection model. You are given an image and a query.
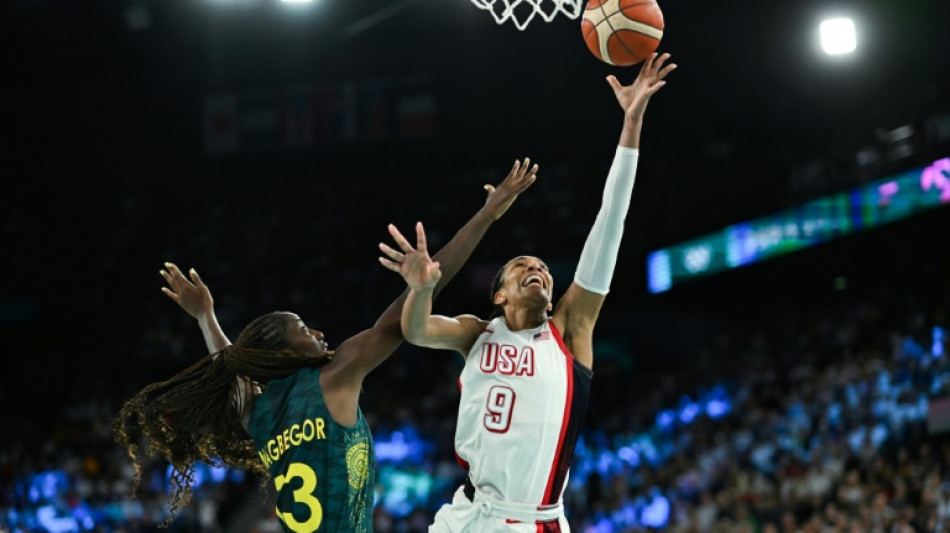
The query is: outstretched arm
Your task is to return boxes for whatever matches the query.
[552,53,676,369]
[329,158,538,383]
[379,222,488,354]
[160,262,257,428]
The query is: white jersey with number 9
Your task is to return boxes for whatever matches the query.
[454,317,592,507]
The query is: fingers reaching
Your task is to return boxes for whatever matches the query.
[378,222,441,292]
[606,74,623,94]
[160,261,208,305]
[162,262,195,288]
[414,221,428,255]
[158,261,216,319]
[379,222,429,272]
[160,285,181,304]
[517,158,536,183]
[379,241,404,262]
[647,53,675,81]
[189,267,205,287]
[479,156,540,220]
[658,61,677,79]
[378,256,402,273]
[502,157,538,183]
[646,80,666,97]
[620,52,676,89]
[387,223,414,254]
[164,262,187,283]
[504,157,539,188]
[640,52,655,75]
[641,52,668,74]
[524,167,538,187]
[378,239,409,274]
[159,264,182,304]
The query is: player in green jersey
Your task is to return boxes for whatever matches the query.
[114,158,538,531]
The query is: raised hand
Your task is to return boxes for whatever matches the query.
[606,52,676,124]
[378,222,442,292]
[160,262,214,320]
[480,157,539,221]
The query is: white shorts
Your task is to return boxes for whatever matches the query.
[429,484,570,533]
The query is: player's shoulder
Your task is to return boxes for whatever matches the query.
[454,313,488,322]
[454,314,491,329]
[452,315,491,354]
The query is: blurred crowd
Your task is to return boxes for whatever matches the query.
[562,290,950,533]
[3,277,949,532]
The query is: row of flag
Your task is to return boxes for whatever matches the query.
[203,78,437,154]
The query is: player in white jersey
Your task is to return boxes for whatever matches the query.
[378,52,676,532]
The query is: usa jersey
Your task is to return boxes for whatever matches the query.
[455,317,592,506]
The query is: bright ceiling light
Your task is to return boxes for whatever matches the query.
[820,17,857,55]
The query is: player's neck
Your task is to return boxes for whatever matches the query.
[502,308,548,332]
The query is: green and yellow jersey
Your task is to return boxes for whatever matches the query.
[247,367,375,533]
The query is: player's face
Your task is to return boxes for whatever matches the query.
[496,256,553,309]
[282,313,333,360]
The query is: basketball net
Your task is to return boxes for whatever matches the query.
[470,0,583,31]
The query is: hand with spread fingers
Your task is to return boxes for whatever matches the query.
[160,262,214,321]
[607,51,677,125]
[480,156,539,221]
[378,221,442,292]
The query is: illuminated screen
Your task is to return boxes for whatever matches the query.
[647,157,950,293]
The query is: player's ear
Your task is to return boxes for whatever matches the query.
[494,290,507,306]
[547,302,553,312]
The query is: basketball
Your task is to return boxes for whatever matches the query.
[582,0,664,67]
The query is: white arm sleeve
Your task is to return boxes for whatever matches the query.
[573,146,639,295]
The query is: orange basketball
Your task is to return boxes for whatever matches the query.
[582,0,664,67]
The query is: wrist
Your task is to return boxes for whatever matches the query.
[196,311,217,327]
[474,206,500,223]
[619,116,643,149]
[623,115,644,132]
[412,286,436,295]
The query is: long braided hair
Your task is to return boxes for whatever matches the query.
[114,311,328,525]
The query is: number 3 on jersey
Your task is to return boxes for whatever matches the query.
[484,385,516,433]
[273,462,323,533]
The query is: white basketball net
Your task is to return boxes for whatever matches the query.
[470,0,583,31]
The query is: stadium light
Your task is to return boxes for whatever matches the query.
[281,0,313,3]
[820,17,857,55]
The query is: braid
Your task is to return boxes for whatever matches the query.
[113,311,326,526]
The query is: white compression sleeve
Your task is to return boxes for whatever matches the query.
[573,146,639,295]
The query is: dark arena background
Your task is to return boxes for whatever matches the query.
[5,0,950,531]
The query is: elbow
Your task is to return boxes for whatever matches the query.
[404,323,438,347]
[403,332,422,346]
[400,320,423,345]
[403,330,427,347]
